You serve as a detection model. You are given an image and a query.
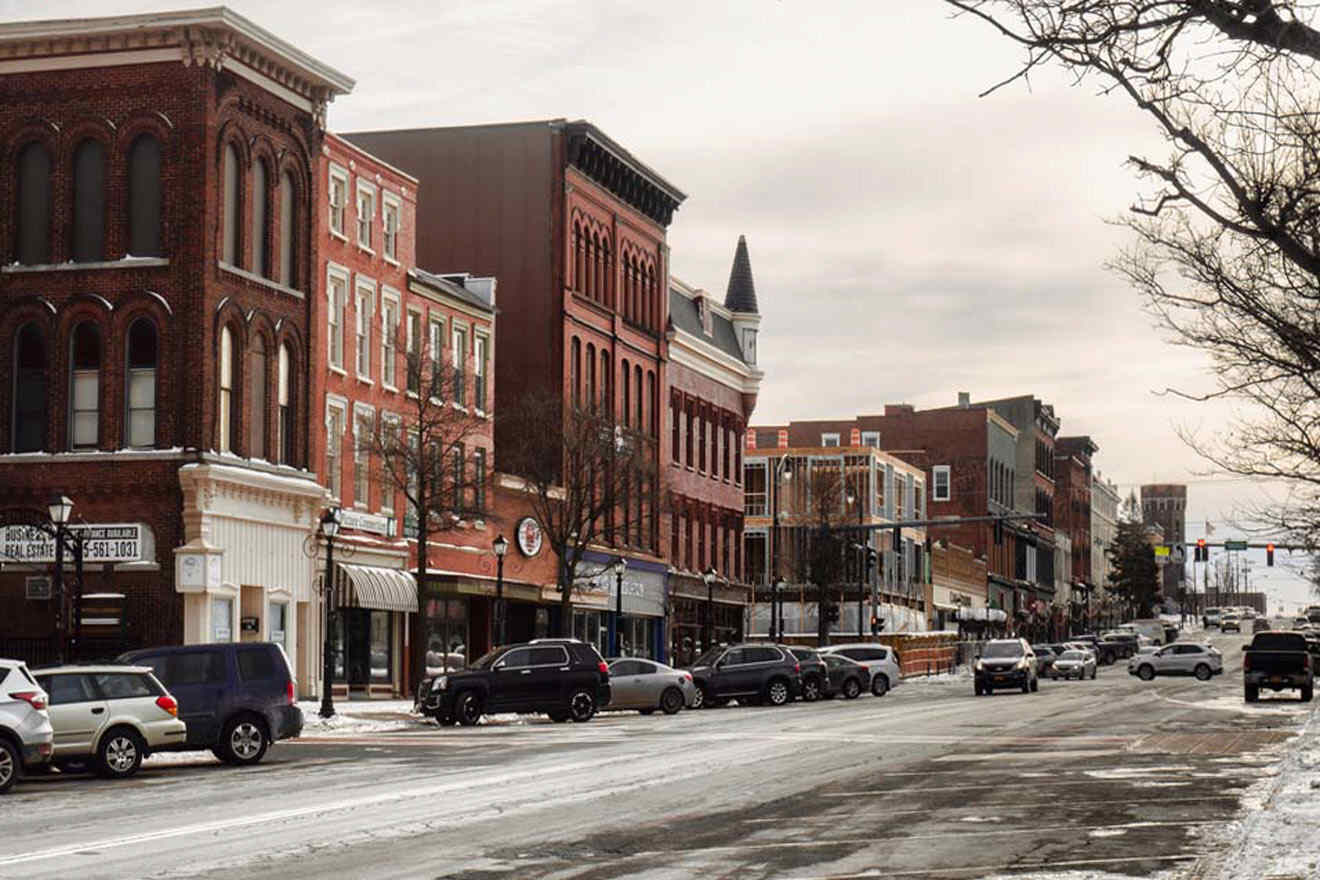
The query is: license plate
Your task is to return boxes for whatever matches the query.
[994,675,1008,682]
[1269,676,1285,684]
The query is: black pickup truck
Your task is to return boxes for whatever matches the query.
[1243,631,1314,703]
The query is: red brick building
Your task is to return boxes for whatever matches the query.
[1056,436,1098,594]
[343,121,683,659]
[0,9,352,686]
[665,238,762,662]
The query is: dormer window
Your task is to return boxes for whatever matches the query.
[742,328,757,364]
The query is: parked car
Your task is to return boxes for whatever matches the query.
[606,658,695,715]
[786,646,829,702]
[32,665,185,779]
[1031,644,1059,677]
[0,658,53,793]
[1204,607,1223,628]
[974,639,1038,695]
[1292,617,1313,632]
[1051,649,1097,680]
[1099,632,1139,659]
[1252,617,1271,634]
[1243,631,1313,702]
[415,638,611,725]
[1120,620,1169,645]
[687,643,801,709]
[1067,634,1116,665]
[118,642,302,765]
[1305,605,1320,624]
[1130,642,1224,682]
[1220,614,1242,634]
[819,654,868,699]
[818,643,903,696]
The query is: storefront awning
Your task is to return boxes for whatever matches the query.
[336,563,418,613]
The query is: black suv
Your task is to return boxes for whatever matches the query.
[687,643,801,708]
[786,646,828,702]
[414,639,610,726]
[974,638,1039,695]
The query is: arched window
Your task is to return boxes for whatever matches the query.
[126,318,157,448]
[72,139,106,263]
[570,336,581,408]
[279,171,296,288]
[621,358,631,427]
[601,240,612,308]
[600,349,610,413]
[219,326,235,453]
[573,223,584,292]
[222,143,240,265]
[69,322,101,449]
[13,323,47,452]
[16,142,51,265]
[586,343,596,411]
[277,342,293,465]
[127,134,162,257]
[249,333,267,459]
[251,159,269,278]
[586,233,597,300]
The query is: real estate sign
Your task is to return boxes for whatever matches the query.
[0,524,144,564]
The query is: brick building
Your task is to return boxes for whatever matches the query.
[1141,483,1187,597]
[664,239,762,663]
[0,9,352,685]
[931,540,988,631]
[346,121,683,657]
[1055,436,1098,624]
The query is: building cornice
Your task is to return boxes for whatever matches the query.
[668,328,763,394]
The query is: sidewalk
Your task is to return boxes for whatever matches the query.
[296,699,418,737]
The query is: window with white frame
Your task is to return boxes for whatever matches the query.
[353,407,373,508]
[821,432,840,447]
[328,166,348,237]
[452,325,467,406]
[406,310,422,395]
[325,401,345,499]
[429,318,445,397]
[327,267,347,370]
[474,335,488,412]
[355,281,374,380]
[356,181,375,249]
[267,601,287,651]
[861,430,880,448]
[382,194,400,261]
[933,465,951,501]
[379,414,399,514]
[381,293,399,389]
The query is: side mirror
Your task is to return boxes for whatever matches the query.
[493,660,506,669]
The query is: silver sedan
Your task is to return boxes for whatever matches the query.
[606,658,698,715]
[1050,649,1097,680]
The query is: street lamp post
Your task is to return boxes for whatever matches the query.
[769,454,791,642]
[48,495,73,663]
[492,534,508,647]
[702,567,718,652]
[319,507,341,720]
[773,577,786,642]
[611,556,628,656]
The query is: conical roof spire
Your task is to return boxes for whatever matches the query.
[724,235,759,314]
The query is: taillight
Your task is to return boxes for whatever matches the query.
[286,680,295,705]
[1243,655,1252,673]
[794,662,801,673]
[155,695,179,717]
[683,673,692,682]
[598,661,609,675]
[10,691,46,711]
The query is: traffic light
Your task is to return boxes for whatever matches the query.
[1196,538,1207,562]
[870,615,885,635]
[1267,543,1275,566]
[994,517,1003,546]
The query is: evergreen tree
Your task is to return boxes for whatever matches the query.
[1107,521,1160,618]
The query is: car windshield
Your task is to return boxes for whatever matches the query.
[692,647,724,667]
[982,642,1023,659]
[467,649,503,670]
[1060,651,1085,660]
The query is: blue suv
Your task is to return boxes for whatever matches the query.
[118,642,302,765]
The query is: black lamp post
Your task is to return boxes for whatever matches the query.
[48,494,73,663]
[319,507,340,719]
[769,455,791,644]
[611,556,628,656]
[492,534,508,647]
[773,577,786,642]
[702,566,718,652]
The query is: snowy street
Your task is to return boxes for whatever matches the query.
[4,629,1314,880]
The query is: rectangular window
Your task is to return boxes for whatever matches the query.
[933,465,951,502]
[127,368,155,448]
[328,272,347,369]
[354,410,372,508]
[710,417,719,479]
[406,311,421,394]
[429,319,445,397]
[452,442,465,513]
[356,182,375,249]
[328,167,348,237]
[382,197,399,261]
[474,335,488,412]
[473,447,486,511]
[381,297,398,389]
[670,398,680,463]
[326,404,344,499]
[821,432,840,447]
[211,597,233,642]
[71,369,98,448]
[861,430,880,448]
[698,414,707,472]
[356,286,374,379]
[452,327,467,406]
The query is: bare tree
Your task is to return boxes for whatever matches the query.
[788,463,851,646]
[368,326,492,680]
[945,1,1320,546]
[499,391,662,637]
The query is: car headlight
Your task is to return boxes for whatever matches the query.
[1016,659,1030,670]
[974,660,984,672]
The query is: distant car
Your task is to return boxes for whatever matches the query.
[1051,649,1096,680]
[606,658,695,715]
[1204,608,1223,628]
[1099,632,1139,659]
[1130,643,1223,682]
[0,658,53,793]
[687,643,801,709]
[974,639,1038,695]
[1292,618,1313,632]
[1252,618,1271,633]
[1220,614,1242,633]
[33,665,186,779]
[118,641,302,765]
[1031,645,1059,677]
[1119,620,1169,645]
[818,644,903,696]
[1306,605,1320,624]
[786,647,829,703]
[819,654,868,699]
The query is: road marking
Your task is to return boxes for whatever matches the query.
[777,853,1199,878]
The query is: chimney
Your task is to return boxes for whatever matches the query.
[957,392,971,409]
[777,428,789,449]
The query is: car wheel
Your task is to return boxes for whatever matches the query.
[0,737,18,794]
[765,678,791,706]
[220,716,269,766]
[660,687,685,715]
[1137,665,1156,682]
[842,677,862,700]
[437,714,456,727]
[1021,679,1030,694]
[692,685,708,710]
[1194,664,1212,682]
[568,689,596,722]
[872,674,890,697]
[801,675,823,703]
[1245,685,1259,703]
[974,683,983,696]
[96,728,144,779]
[1303,685,1314,703]
[455,691,484,727]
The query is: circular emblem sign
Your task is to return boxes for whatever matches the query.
[516,516,543,558]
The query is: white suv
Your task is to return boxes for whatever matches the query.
[1129,643,1223,681]
[34,666,187,779]
[1,658,54,793]
[818,644,902,696]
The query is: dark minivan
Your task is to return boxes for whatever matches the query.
[118,642,302,765]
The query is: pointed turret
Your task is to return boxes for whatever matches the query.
[724,235,759,314]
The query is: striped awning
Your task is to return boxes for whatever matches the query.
[335,563,418,613]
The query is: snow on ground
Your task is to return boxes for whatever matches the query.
[143,750,220,768]
[296,699,419,737]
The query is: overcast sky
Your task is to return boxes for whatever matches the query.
[10,0,1311,607]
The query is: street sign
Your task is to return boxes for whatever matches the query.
[0,523,143,563]
[1224,540,1248,551]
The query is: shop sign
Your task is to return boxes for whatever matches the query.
[339,509,393,536]
[1,523,143,564]
[516,517,543,557]
[580,551,666,618]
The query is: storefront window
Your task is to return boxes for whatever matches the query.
[618,616,655,659]
[424,598,469,676]
[211,597,233,642]
[268,601,287,651]
[333,609,396,685]
[369,611,392,683]
[573,610,605,657]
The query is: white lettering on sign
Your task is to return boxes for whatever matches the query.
[0,524,143,564]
